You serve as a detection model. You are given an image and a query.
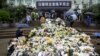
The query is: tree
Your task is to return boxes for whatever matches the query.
[0,9,11,23]
[82,3,100,24]
[0,0,6,8]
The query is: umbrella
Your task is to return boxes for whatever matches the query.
[64,10,75,16]
[85,12,95,15]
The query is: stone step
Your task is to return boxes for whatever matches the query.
[0,29,31,32]
[79,30,100,32]
[0,34,28,38]
[0,30,30,38]
[0,31,30,35]
[0,30,94,35]
[0,32,94,38]
[0,30,96,34]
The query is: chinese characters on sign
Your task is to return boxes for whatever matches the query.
[37,1,71,7]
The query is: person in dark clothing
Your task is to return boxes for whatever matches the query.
[70,21,74,27]
[16,28,23,38]
[67,16,74,27]
[69,14,77,27]
[86,15,92,27]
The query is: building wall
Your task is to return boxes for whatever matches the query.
[7,0,37,7]
[7,0,100,8]
[37,0,71,1]
[71,0,100,10]
[73,0,99,5]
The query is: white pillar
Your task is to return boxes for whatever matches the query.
[71,0,76,9]
[32,0,34,7]
[32,0,36,8]
[23,0,26,5]
[80,0,83,9]
[15,0,18,6]
[34,0,36,8]
[7,0,10,4]
[95,0,98,4]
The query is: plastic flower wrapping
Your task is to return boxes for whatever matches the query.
[8,19,99,56]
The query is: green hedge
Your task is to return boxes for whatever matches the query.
[0,9,11,22]
[5,5,27,22]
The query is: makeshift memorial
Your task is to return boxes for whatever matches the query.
[8,19,99,56]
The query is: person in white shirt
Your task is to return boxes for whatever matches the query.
[69,14,77,27]
[71,14,77,21]
[26,13,32,25]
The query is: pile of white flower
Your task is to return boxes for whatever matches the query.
[8,19,99,56]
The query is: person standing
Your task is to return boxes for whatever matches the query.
[26,13,32,25]
[40,16,46,24]
[69,14,77,27]
[16,27,23,38]
[86,15,92,27]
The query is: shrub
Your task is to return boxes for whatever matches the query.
[0,0,6,8]
[6,5,27,22]
[82,3,100,23]
[0,9,11,23]
[31,12,38,20]
[6,6,16,18]
[15,5,27,19]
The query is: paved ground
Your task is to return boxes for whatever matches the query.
[90,38,100,55]
[0,38,12,56]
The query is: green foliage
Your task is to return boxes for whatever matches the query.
[6,6,16,20]
[0,0,6,8]
[82,3,100,23]
[31,12,38,19]
[15,5,27,21]
[6,5,27,22]
[0,9,11,22]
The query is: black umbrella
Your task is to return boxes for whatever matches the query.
[64,11,75,16]
[85,12,95,15]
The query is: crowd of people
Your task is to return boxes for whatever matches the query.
[19,9,93,28]
[15,10,80,38]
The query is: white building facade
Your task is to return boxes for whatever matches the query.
[7,0,37,8]
[71,0,100,9]
[7,0,100,9]
[70,0,100,13]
